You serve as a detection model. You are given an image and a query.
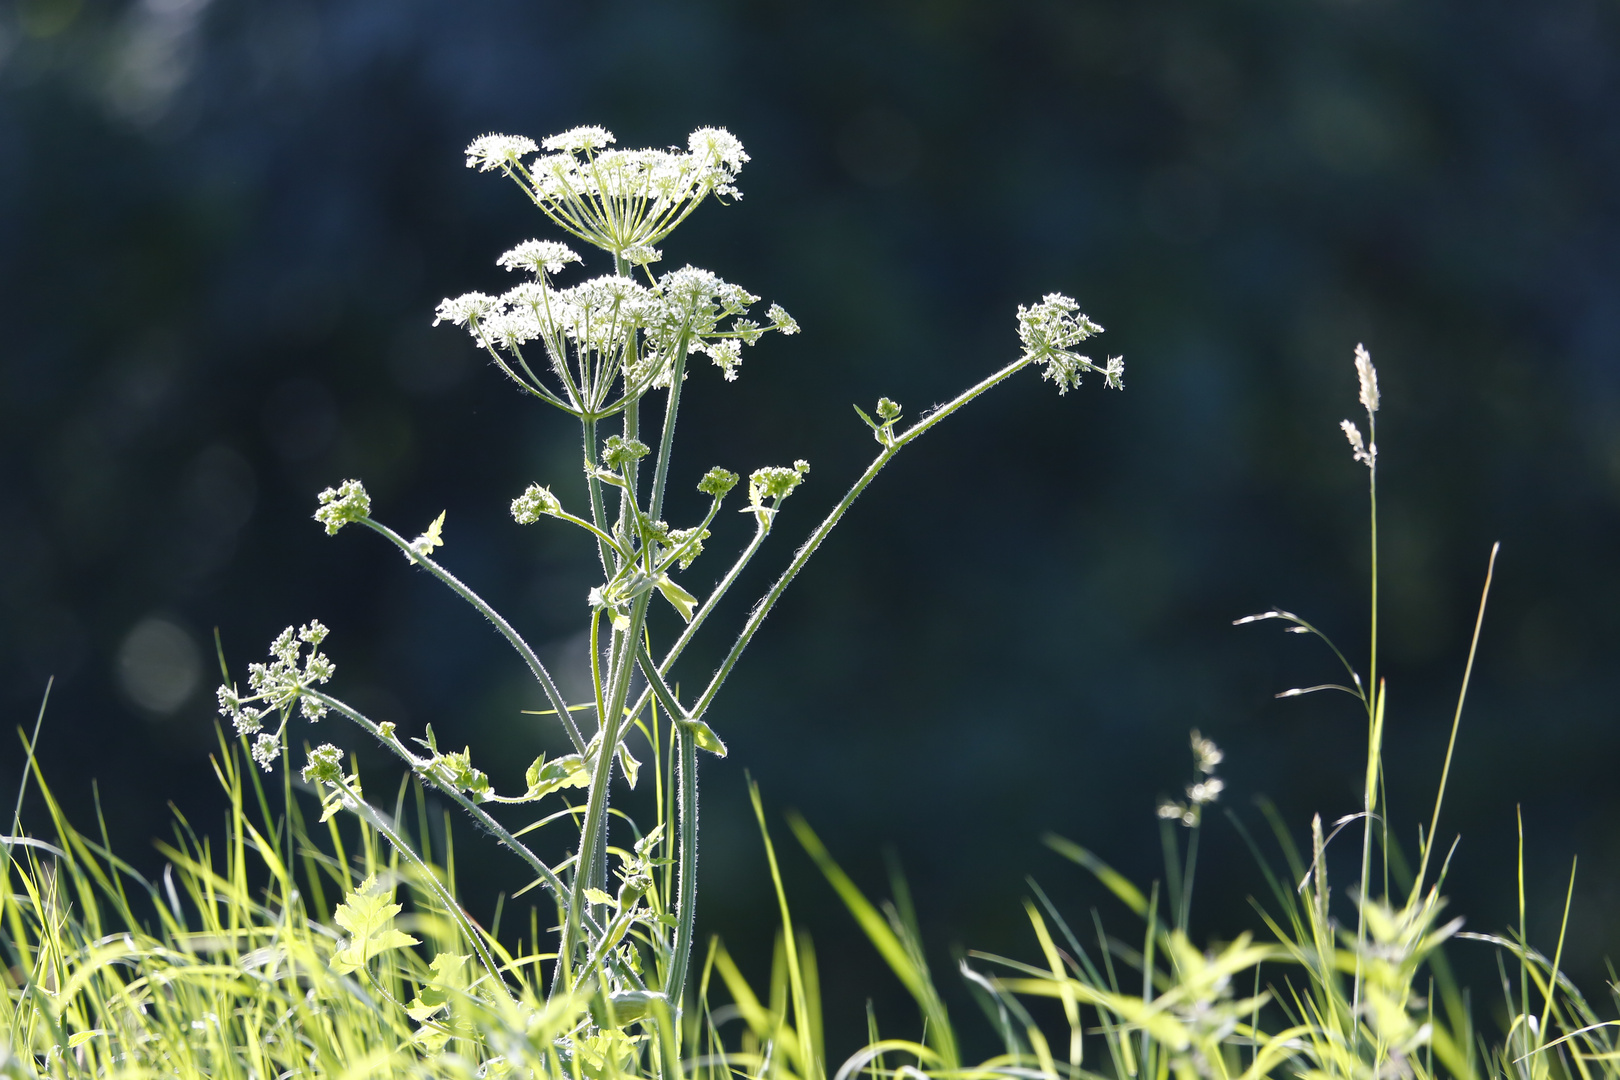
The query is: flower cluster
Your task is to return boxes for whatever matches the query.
[744,461,810,527]
[216,622,335,771]
[1015,293,1122,394]
[1341,343,1380,468]
[301,743,345,785]
[496,239,583,277]
[1157,729,1225,827]
[511,484,563,524]
[314,480,371,535]
[435,260,797,411]
[696,466,739,499]
[466,126,747,258]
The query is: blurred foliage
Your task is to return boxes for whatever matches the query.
[1,0,1618,1054]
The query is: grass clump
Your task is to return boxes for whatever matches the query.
[0,123,1614,1080]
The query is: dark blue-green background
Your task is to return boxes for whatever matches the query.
[4,0,1618,1048]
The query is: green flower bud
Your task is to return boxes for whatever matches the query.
[697,467,739,498]
[602,435,651,470]
[314,480,371,535]
[511,484,563,524]
[302,743,344,785]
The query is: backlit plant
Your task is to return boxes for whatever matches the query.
[214,123,1121,1043]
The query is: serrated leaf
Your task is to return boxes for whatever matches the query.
[583,887,617,907]
[330,875,419,974]
[411,510,446,556]
[487,752,591,805]
[684,719,727,757]
[407,952,468,1021]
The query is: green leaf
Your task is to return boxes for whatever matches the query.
[407,952,468,1022]
[410,510,446,556]
[655,573,699,622]
[683,719,727,757]
[330,875,420,974]
[584,888,617,907]
[617,739,641,789]
[487,752,591,804]
[529,753,590,796]
[1042,834,1148,917]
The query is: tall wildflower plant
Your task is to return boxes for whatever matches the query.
[215,125,1121,1045]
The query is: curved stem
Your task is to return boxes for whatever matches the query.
[357,519,586,755]
[626,639,700,1007]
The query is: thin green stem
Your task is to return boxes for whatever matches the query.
[1416,542,1499,894]
[329,776,505,989]
[620,521,770,725]
[665,724,698,1007]
[357,519,586,755]
[566,590,654,972]
[583,416,615,577]
[648,335,691,524]
[1181,820,1201,933]
[1353,413,1380,1040]
[690,355,1034,721]
[303,691,631,964]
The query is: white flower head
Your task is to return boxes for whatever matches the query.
[622,244,663,267]
[1190,729,1223,773]
[542,126,616,153]
[465,134,539,172]
[480,126,748,256]
[1354,343,1379,415]
[497,240,582,277]
[767,303,800,335]
[433,291,496,328]
[699,338,744,380]
[1341,419,1375,468]
[251,734,281,772]
[687,126,749,197]
[1015,293,1115,395]
[220,622,337,773]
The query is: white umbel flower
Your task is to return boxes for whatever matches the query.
[465,134,539,172]
[1015,293,1119,394]
[476,126,752,257]
[497,239,583,276]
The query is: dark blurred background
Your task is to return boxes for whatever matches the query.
[3,0,1618,1050]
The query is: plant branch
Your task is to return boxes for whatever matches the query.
[357,518,586,755]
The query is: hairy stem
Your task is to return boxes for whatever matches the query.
[665,726,698,1006]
